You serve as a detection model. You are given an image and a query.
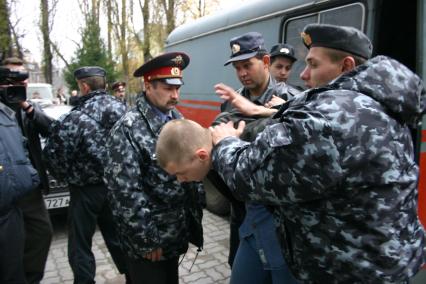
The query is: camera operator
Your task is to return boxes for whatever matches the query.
[0,65,40,283]
[2,57,53,284]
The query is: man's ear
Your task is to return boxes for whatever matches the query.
[263,54,271,66]
[342,56,356,73]
[195,148,210,161]
[79,81,91,94]
[144,81,151,91]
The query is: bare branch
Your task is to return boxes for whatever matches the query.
[9,22,23,58]
[50,40,70,68]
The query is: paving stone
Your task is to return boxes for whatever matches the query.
[181,271,208,282]
[41,210,231,283]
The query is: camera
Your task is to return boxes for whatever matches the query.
[0,66,28,104]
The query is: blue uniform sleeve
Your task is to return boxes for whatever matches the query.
[0,112,39,211]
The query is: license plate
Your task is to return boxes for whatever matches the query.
[45,196,70,209]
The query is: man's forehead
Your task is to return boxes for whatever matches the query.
[231,57,258,67]
[273,56,294,65]
[305,46,331,61]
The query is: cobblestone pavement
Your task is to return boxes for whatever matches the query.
[41,209,231,284]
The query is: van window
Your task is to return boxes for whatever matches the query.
[283,3,365,89]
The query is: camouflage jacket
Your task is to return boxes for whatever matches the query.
[216,76,300,141]
[212,56,426,282]
[43,90,126,186]
[103,94,204,260]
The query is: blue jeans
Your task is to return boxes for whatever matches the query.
[230,235,298,284]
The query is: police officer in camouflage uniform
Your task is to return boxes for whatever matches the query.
[43,67,128,284]
[209,32,299,284]
[103,52,204,284]
[210,24,426,282]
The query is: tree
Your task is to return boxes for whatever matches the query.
[105,0,112,60]
[179,0,220,22]
[64,17,117,91]
[0,0,12,62]
[110,0,129,81]
[160,0,176,35]
[140,0,151,61]
[0,0,26,61]
[40,0,55,83]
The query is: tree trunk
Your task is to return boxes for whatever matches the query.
[106,0,112,60]
[0,0,13,61]
[161,0,176,35]
[141,0,151,61]
[120,0,129,81]
[41,0,53,83]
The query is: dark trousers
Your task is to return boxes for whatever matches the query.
[17,188,53,284]
[126,256,179,284]
[0,206,26,284]
[68,184,127,284]
[229,201,246,267]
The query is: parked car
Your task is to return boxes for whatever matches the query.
[30,83,72,212]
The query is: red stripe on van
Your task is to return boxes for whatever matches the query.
[180,99,222,107]
[177,105,220,128]
[419,153,426,228]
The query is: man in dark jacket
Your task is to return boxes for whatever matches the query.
[3,57,53,284]
[0,67,40,283]
[210,24,426,282]
[104,52,204,284]
[209,32,299,284]
[43,66,128,283]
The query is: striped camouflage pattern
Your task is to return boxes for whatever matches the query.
[104,94,204,260]
[43,90,126,186]
[212,56,426,282]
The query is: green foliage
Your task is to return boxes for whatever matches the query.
[64,18,117,91]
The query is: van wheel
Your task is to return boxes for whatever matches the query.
[203,178,230,216]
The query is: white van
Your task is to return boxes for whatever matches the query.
[27,83,56,107]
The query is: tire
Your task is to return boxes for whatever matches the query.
[203,178,230,216]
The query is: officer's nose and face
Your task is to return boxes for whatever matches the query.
[233,56,269,90]
[145,80,181,113]
[114,86,126,100]
[270,56,294,83]
[299,24,371,89]
[300,47,344,89]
